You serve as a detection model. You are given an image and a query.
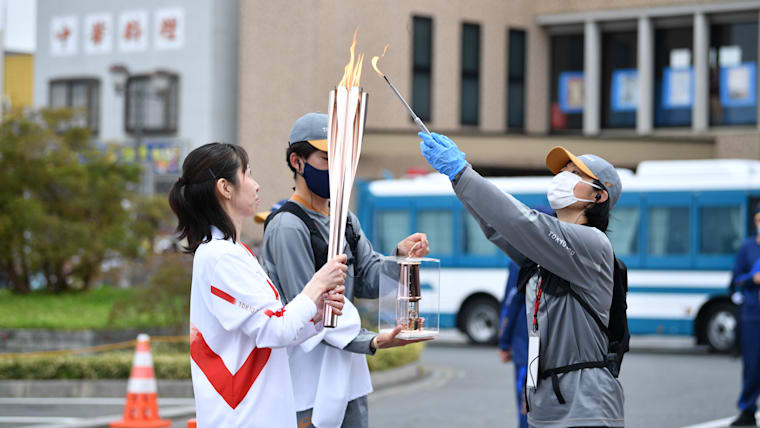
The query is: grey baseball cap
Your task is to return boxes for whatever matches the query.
[288,112,328,151]
[546,146,622,209]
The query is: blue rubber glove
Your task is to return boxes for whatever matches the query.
[419,132,467,181]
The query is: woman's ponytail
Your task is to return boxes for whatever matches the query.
[168,143,249,253]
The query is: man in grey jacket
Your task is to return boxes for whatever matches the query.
[262,113,430,428]
[419,131,624,428]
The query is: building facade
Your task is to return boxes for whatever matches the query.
[34,0,240,194]
[4,51,34,109]
[239,0,760,240]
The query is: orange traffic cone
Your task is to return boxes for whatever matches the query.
[187,419,196,428]
[110,334,172,428]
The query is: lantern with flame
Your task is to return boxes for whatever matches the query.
[378,256,440,340]
[324,30,369,328]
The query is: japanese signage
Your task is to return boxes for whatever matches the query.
[154,8,185,50]
[51,8,186,56]
[50,16,78,56]
[110,141,183,174]
[118,10,148,52]
[84,13,113,54]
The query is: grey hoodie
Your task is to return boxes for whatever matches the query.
[453,166,624,428]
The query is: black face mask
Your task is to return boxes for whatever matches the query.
[301,162,330,199]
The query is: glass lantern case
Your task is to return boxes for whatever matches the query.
[378,256,440,340]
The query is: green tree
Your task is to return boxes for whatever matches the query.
[0,108,171,293]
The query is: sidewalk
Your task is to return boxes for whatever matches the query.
[0,360,426,399]
[0,362,427,427]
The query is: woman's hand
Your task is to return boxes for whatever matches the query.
[303,254,347,303]
[370,325,432,350]
[397,233,430,258]
[312,285,345,323]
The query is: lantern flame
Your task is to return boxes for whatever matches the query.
[338,28,365,88]
[371,44,389,77]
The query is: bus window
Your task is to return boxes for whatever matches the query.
[463,213,500,255]
[700,206,742,254]
[607,206,640,256]
[376,210,410,254]
[648,206,690,255]
[418,210,454,255]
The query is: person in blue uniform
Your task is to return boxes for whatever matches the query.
[730,204,760,426]
[497,260,529,428]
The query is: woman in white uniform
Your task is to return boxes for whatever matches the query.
[168,142,347,427]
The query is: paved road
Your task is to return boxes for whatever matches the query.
[0,335,749,428]
[369,340,745,428]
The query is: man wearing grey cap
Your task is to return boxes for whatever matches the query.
[261,113,430,428]
[418,131,625,427]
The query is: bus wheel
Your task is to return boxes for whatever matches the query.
[461,297,499,345]
[704,302,738,353]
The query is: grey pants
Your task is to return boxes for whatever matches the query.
[296,395,368,428]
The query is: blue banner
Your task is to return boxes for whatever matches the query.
[559,71,584,114]
[720,62,757,108]
[611,69,638,112]
[662,67,693,109]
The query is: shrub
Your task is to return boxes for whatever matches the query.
[366,342,425,372]
[0,353,190,380]
[0,341,424,379]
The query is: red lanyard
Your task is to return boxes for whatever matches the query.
[532,277,543,331]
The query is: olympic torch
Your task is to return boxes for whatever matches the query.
[324,30,368,328]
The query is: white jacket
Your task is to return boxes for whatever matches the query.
[189,227,320,427]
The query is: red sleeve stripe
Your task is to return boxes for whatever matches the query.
[241,242,255,257]
[210,285,236,305]
[264,308,286,318]
[266,279,279,300]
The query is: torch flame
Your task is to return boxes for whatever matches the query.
[371,44,389,77]
[338,28,365,89]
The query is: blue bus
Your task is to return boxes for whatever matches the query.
[356,159,760,351]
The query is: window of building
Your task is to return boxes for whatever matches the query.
[376,211,409,255]
[709,19,758,126]
[461,23,480,126]
[418,210,453,255]
[125,73,179,134]
[412,16,433,122]
[648,206,690,255]
[463,214,499,255]
[654,26,693,127]
[607,206,640,256]
[49,79,100,134]
[700,206,742,254]
[602,31,637,129]
[507,29,527,131]
[550,34,584,132]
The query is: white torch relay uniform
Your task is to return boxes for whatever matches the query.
[189,226,322,427]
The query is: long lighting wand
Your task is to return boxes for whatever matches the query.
[372,47,431,135]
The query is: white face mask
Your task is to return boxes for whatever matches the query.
[547,171,601,210]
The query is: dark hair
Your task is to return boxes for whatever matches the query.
[286,141,319,178]
[168,142,249,253]
[584,179,611,232]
